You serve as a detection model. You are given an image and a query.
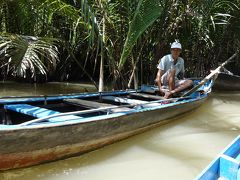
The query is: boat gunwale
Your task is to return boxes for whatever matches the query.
[0,90,136,104]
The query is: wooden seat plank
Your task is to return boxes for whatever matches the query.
[64,98,113,108]
[101,96,148,105]
[4,104,80,122]
[64,98,130,113]
[129,93,164,100]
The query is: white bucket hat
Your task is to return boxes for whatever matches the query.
[171,42,182,49]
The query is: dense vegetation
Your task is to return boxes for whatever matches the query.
[0,0,239,90]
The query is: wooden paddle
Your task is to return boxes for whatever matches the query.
[181,52,239,97]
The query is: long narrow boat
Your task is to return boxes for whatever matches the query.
[197,135,240,180]
[213,72,240,91]
[0,79,213,171]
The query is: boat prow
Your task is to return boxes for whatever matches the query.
[197,135,240,180]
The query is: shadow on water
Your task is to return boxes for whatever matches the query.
[0,92,240,179]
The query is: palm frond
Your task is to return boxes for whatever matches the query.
[118,0,163,69]
[0,33,59,78]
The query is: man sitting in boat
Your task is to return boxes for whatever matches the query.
[155,41,193,99]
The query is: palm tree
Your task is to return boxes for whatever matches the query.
[0,34,59,81]
[0,0,239,87]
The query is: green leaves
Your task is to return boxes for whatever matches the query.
[0,0,239,84]
[0,34,59,78]
[119,0,163,69]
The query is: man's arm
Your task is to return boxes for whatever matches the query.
[177,71,184,79]
[180,60,185,79]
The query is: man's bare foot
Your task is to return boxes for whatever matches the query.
[164,91,172,99]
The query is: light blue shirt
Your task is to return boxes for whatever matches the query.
[157,54,185,77]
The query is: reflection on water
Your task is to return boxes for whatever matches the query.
[0,81,97,97]
[0,85,240,180]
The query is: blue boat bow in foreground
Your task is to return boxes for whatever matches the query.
[197,135,240,180]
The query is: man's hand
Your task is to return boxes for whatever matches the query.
[158,89,165,96]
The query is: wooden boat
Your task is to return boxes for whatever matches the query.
[213,72,240,91]
[0,79,213,171]
[197,135,240,180]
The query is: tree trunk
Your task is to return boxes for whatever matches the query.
[98,6,106,92]
[127,54,138,89]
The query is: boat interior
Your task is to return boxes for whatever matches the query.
[0,88,179,125]
[0,80,208,126]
